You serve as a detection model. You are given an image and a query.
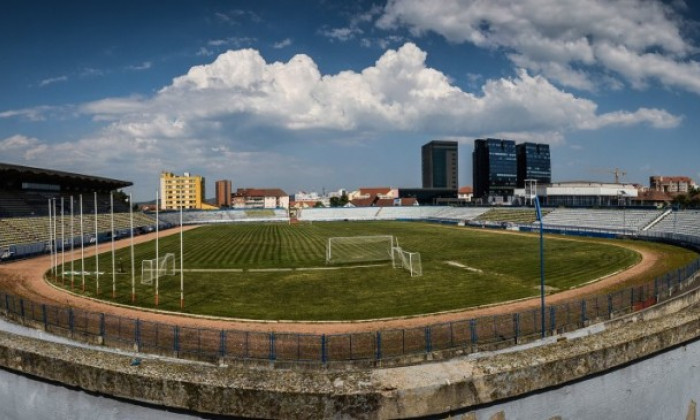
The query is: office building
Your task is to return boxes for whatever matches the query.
[516,142,551,187]
[473,138,517,199]
[422,140,458,189]
[215,179,232,207]
[159,171,206,210]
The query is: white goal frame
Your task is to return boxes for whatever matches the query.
[392,246,422,277]
[141,253,175,285]
[326,235,396,264]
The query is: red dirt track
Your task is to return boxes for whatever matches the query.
[0,227,659,334]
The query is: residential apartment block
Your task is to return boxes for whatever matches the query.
[159,171,207,210]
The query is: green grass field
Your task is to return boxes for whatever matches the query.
[50,221,697,320]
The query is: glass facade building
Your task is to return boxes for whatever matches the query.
[473,138,518,199]
[516,142,551,187]
[422,140,458,189]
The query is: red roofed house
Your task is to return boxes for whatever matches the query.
[348,197,419,207]
[458,186,473,202]
[232,188,289,209]
[348,187,397,201]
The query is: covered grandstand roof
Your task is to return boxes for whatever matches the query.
[0,162,132,191]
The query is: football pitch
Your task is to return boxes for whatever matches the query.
[51,221,697,320]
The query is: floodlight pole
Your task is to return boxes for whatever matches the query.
[61,196,65,285]
[180,204,184,310]
[80,195,85,292]
[535,196,546,338]
[130,193,135,303]
[94,192,99,296]
[70,196,74,289]
[111,193,116,299]
[155,189,159,307]
[53,199,58,277]
[47,199,54,277]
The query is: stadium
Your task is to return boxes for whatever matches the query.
[1,163,700,418]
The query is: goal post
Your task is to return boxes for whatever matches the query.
[392,246,423,277]
[141,252,175,285]
[326,235,395,264]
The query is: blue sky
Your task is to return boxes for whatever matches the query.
[2,0,700,201]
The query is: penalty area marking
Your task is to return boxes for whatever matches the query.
[445,261,483,273]
[179,263,387,274]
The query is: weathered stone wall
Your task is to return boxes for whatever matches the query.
[0,282,699,418]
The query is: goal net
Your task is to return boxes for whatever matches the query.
[141,253,175,285]
[326,235,395,264]
[392,246,422,277]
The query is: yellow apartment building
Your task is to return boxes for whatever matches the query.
[159,171,211,210]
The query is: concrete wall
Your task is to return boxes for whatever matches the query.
[0,282,699,418]
[462,338,700,419]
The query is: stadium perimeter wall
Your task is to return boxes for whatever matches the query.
[3,212,700,418]
[0,271,699,418]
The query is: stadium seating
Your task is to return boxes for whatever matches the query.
[157,208,290,225]
[646,210,700,237]
[0,212,156,250]
[476,208,551,224]
[539,208,663,231]
[298,206,490,222]
[0,192,129,218]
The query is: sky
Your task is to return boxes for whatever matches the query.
[2,0,700,201]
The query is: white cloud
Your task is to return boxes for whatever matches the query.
[126,61,152,71]
[273,38,292,49]
[38,75,68,87]
[319,26,363,42]
[4,43,684,199]
[196,47,214,57]
[80,96,147,120]
[80,67,105,78]
[214,9,261,25]
[206,37,256,49]
[0,134,40,150]
[0,106,55,121]
[80,43,678,138]
[378,0,700,93]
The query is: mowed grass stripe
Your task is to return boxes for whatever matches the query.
[53,221,698,321]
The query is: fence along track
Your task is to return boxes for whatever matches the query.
[2,254,698,367]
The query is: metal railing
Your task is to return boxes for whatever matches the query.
[3,254,699,367]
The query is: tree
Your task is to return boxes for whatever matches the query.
[313,201,325,208]
[113,190,130,206]
[329,193,349,207]
[671,188,700,209]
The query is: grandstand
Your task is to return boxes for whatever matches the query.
[539,208,664,232]
[157,208,290,225]
[475,208,552,224]
[647,210,700,237]
[0,162,155,259]
[298,206,489,222]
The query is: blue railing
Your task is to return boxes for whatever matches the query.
[2,255,699,366]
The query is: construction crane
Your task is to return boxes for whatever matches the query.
[609,168,627,184]
[591,167,627,183]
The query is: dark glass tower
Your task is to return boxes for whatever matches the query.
[516,142,551,187]
[422,140,458,189]
[473,138,517,199]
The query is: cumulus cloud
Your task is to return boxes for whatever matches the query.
[378,0,700,93]
[142,43,677,135]
[11,43,681,143]
[4,42,683,198]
